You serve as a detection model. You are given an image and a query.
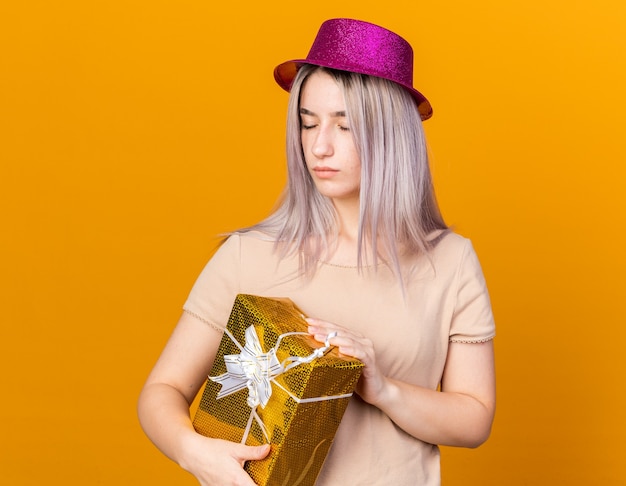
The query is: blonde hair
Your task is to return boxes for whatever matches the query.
[241,65,447,279]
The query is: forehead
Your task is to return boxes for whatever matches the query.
[299,70,345,111]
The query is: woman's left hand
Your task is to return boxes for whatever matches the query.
[306,317,387,406]
[306,317,496,448]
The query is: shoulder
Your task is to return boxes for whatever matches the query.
[420,231,489,288]
[430,230,468,247]
[226,230,277,254]
[221,231,298,271]
[192,231,277,278]
[428,230,474,262]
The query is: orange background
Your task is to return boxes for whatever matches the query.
[1,1,625,485]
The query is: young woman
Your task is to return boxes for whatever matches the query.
[138,18,496,486]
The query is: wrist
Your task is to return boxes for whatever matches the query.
[359,375,394,410]
[368,375,396,410]
[174,427,204,471]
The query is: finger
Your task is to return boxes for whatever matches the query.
[309,329,344,345]
[305,318,363,338]
[314,334,356,358]
[304,317,334,332]
[233,443,271,464]
[326,331,370,349]
[305,317,348,329]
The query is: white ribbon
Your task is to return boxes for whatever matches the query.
[210,325,350,444]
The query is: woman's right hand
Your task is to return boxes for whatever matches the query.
[137,312,271,486]
[178,433,270,486]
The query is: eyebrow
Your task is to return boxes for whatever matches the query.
[299,108,346,117]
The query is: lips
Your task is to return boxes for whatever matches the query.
[313,166,339,173]
[312,166,339,179]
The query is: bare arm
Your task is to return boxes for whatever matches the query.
[307,319,495,448]
[137,312,269,485]
[372,340,495,447]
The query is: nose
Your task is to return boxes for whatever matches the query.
[311,127,334,159]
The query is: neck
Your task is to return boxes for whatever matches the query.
[330,197,393,265]
[332,197,360,241]
[320,197,366,267]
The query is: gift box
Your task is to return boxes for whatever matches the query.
[192,294,363,486]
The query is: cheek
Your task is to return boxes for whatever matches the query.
[343,138,360,167]
[300,136,313,161]
[348,149,361,171]
[301,149,314,168]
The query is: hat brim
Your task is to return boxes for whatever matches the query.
[274,60,433,121]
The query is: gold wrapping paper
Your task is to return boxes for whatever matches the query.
[192,294,363,486]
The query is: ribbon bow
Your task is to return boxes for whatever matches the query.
[211,325,283,409]
[210,325,340,443]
